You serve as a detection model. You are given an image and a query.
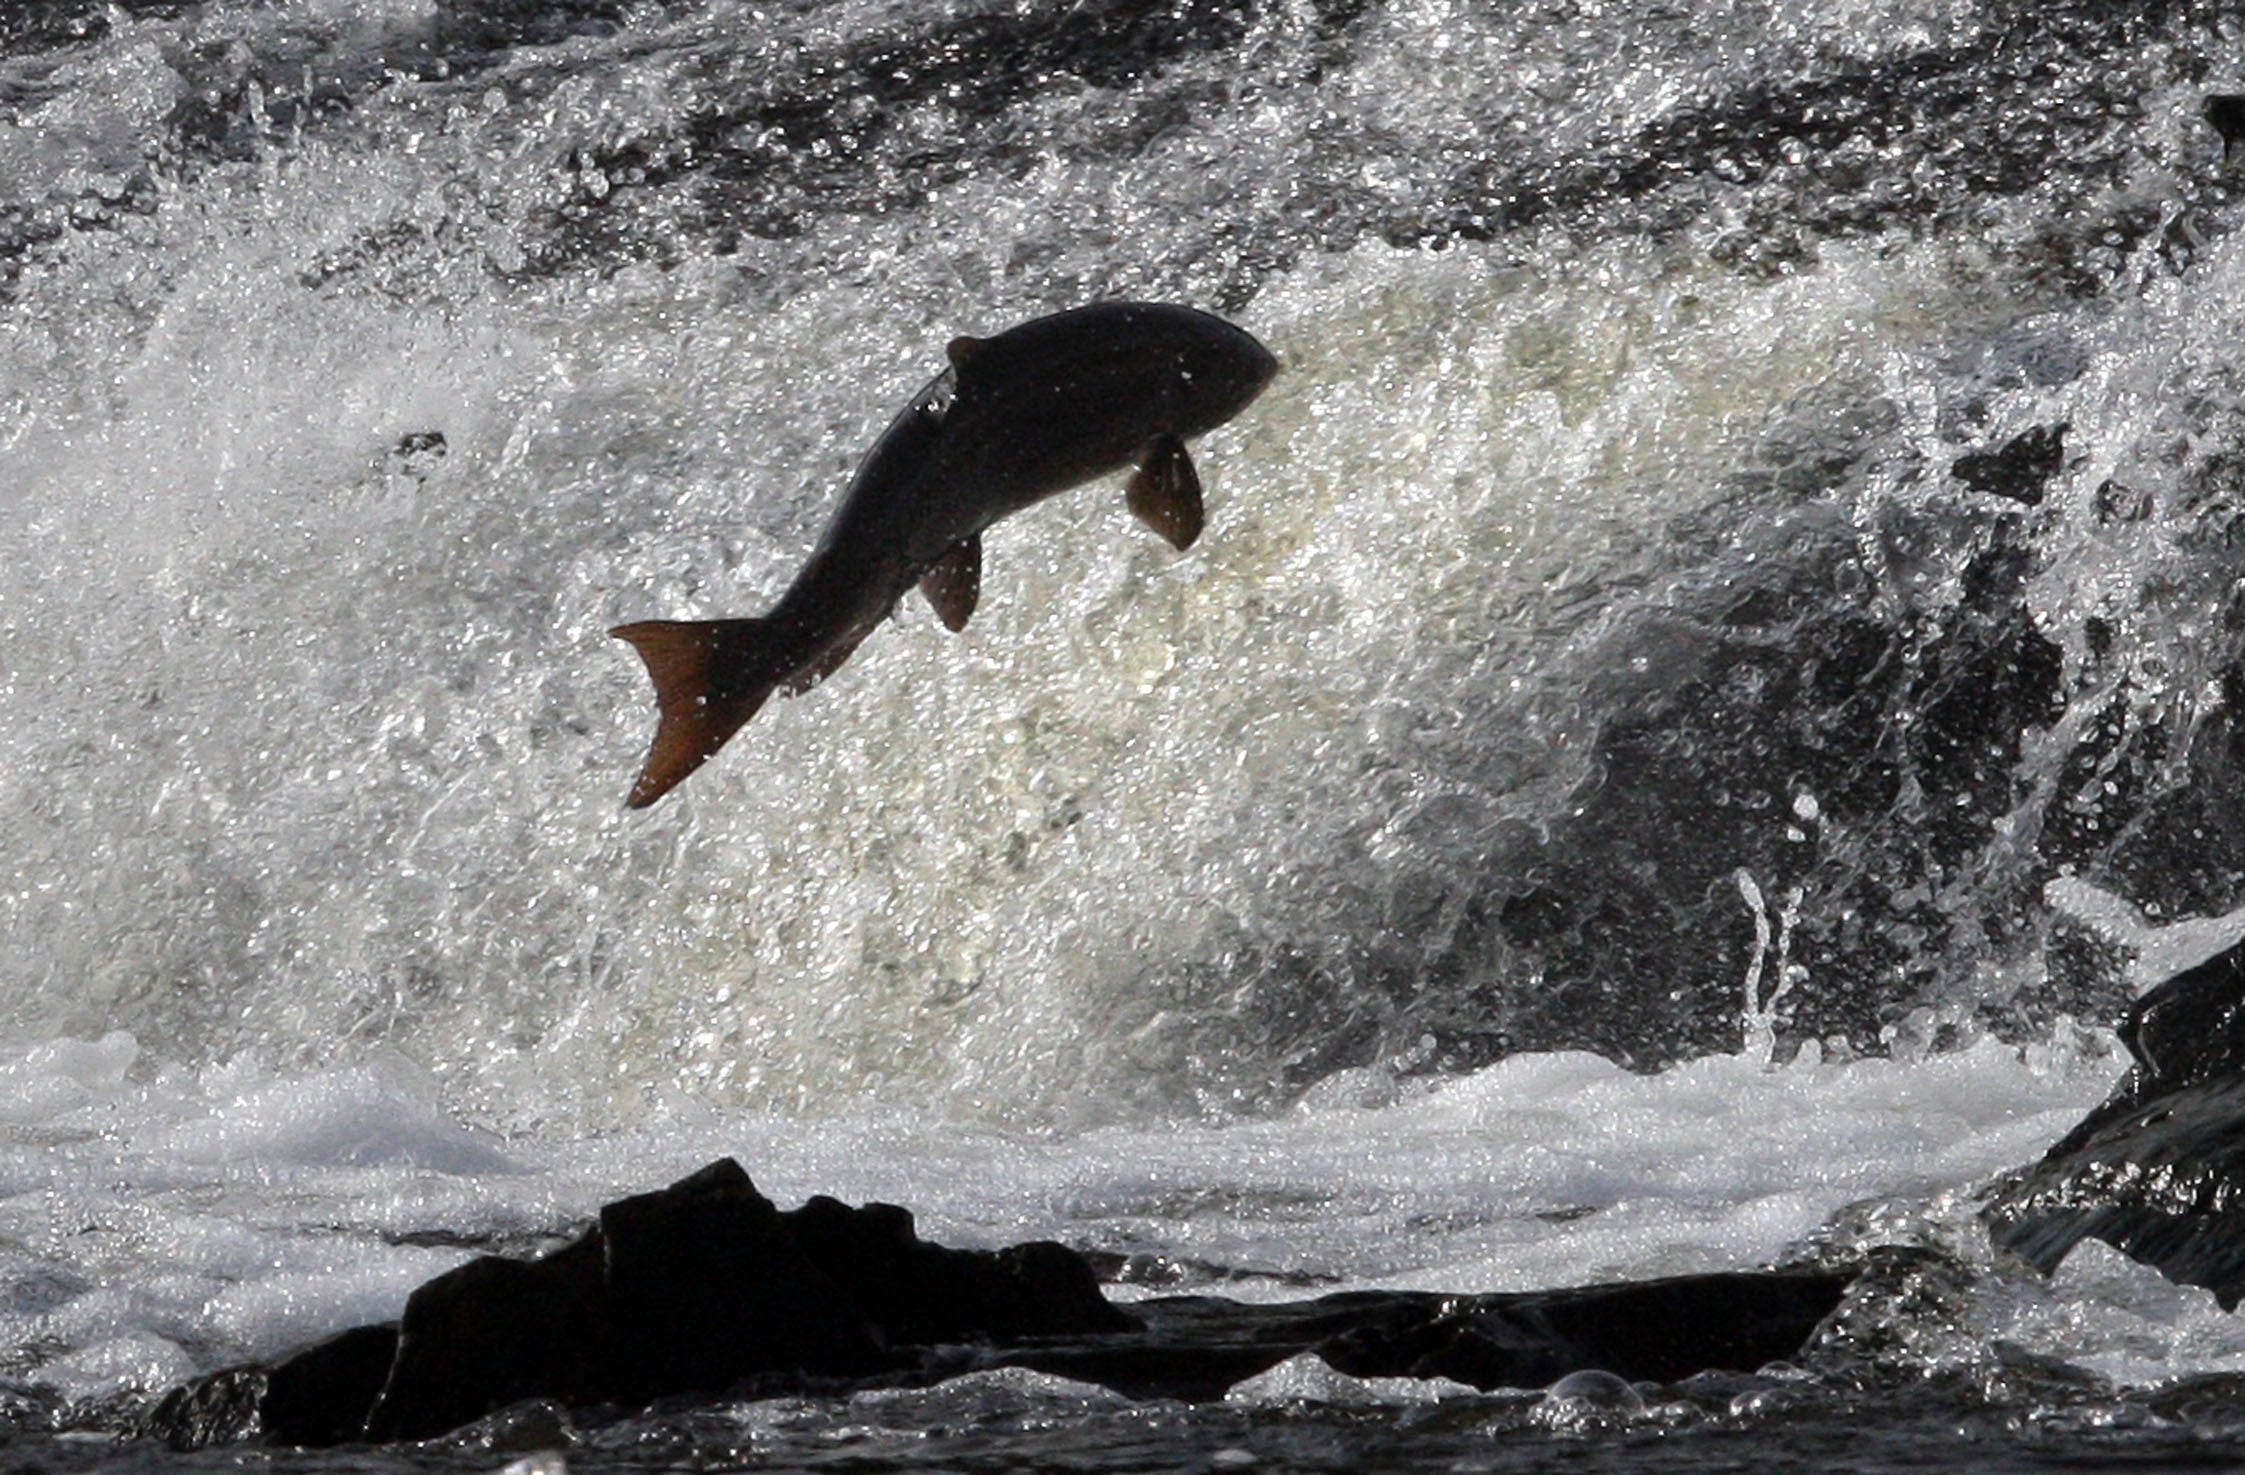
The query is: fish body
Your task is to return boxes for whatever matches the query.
[612,301,1278,807]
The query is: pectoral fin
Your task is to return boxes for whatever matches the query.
[1127,433,1205,551]
[918,535,982,632]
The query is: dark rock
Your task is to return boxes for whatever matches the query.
[1985,939,2245,1306]
[141,1366,265,1451]
[595,1159,890,1403]
[144,1322,399,1450]
[264,1324,402,1447]
[1316,1270,1855,1389]
[2047,938,2245,1160]
[1953,423,2068,505]
[980,1242,1139,1337]
[1987,1075,2245,1308]
[365,1240,604,1441]
[785,1194,1133,1345]
[2207,95,2245,164]
[148,1160,1131,1447]
[2123,942,2245,1098]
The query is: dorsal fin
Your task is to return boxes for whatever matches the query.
[946,335,988,376]
[918,535,982,632]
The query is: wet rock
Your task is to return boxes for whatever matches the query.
[140,1366,265,1451]
[1953,423,2067,506]
[360,1160,899,1441]
[2120,940,2245,1100]
[786,1193,1132,1344]
[1985,940,2245,1307]
[146,1323,399,1450]
[1986,1077,2245,1309]
[2206,95,2245,165]
[1000,1269,1855,1401]
[1314,1269,1855,1389]
[365,1240,606,1441]
[596,1161,890,1405]
[265,1324,406,1447]
[145,1159,1116,1448]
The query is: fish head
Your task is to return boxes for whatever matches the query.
[1167,314,1280,436]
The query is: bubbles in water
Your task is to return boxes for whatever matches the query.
[1538,1368,1647,1420]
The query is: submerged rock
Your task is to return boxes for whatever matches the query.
[1008,1269,1855,1401]
[1953,423,2068,507]
[144,1159,1855,1448]
[1985,941,2245,1307]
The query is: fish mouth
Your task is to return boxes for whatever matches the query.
[1241,343,1283,404]
[1239,332,1281,394]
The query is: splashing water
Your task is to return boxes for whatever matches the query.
[6,0,2245,1464]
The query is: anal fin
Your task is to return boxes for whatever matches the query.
[1127,433,1205,551]
[919,534,982,632]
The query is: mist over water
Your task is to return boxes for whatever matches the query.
[7,0,2245,1462]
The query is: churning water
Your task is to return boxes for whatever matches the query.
[7,0,2245,1467]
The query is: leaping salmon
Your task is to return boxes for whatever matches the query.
[610,301,1279,807]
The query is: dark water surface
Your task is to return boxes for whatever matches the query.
[16,1392,2245,1475]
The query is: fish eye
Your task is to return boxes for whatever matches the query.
[921,370,956,417]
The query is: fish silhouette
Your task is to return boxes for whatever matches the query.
[612,301,1279,807]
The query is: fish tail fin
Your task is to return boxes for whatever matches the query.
[609,618,776,808]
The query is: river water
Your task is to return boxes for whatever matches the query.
[6,0,2245,1468]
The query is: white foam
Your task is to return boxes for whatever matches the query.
[1226,1353,1474,1406]
[153,1058,518,1174]
[0,1027,2128,1399]
[2047,878,2245,993]
[0,1032,139,1126]
[35,1332,198,1404]
[848,1365,1133,1419]
[1980,1239,2245,1389]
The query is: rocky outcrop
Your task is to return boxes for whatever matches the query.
[146,1159,1126,1447]
[1985,939,2245,1307]
[145,1158,1857,1448]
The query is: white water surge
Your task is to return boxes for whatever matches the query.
[0,128,2118,1125]
[3,0,2245,1447]
[0,1025,2129,1404]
